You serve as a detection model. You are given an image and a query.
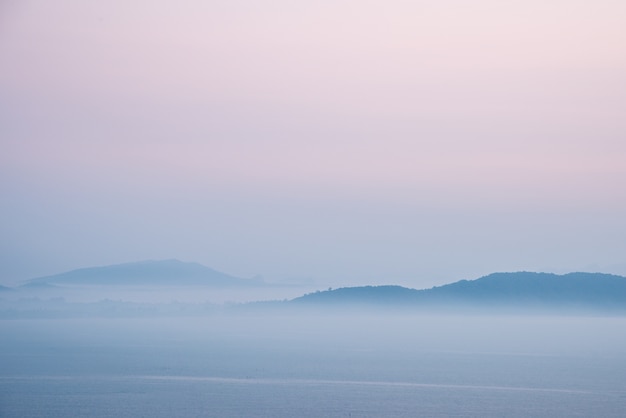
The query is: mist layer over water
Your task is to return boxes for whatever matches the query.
[1,314,625,417]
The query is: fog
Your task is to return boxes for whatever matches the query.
[2,310,626,417]
[6,283,317,304]
[3,0,625,415]
[3,266,626,418]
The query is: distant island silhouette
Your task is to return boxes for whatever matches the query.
[5,264,626,316]
[289,272,626,313]
[26,259,263,287]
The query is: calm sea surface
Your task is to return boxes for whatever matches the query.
[1,315,625,417]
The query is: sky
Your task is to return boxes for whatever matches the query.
[1,0,626,288]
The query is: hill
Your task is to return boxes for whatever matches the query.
[291,272,626,313]
[26,259,262,287]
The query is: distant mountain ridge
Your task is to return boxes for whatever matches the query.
[27,259,261,287]
[4,268,626,317]
[291,272,626,312]
[14,264,626,313]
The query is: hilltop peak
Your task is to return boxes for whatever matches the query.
[27,259,262,287]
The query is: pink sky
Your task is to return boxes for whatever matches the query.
[1,0,625,285]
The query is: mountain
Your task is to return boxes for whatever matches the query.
[291,272,626,313]
[425,272,626,306]
[27,259,262,287]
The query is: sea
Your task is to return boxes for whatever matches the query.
[1,314,625,417]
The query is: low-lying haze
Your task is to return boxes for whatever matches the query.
[2,315,626,417]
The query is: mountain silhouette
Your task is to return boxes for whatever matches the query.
[26,259,262,287]
[291,272,626,312]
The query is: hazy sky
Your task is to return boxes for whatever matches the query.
[2,0,625,287]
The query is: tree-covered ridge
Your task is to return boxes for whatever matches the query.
[292,272,626,312]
